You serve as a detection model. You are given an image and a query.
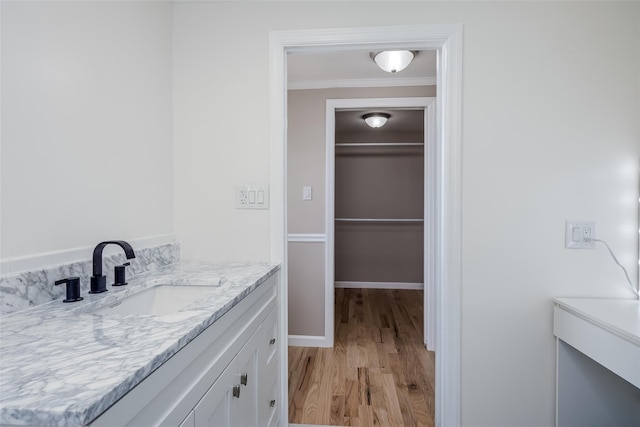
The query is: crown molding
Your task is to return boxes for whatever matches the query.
[288,76,437,90]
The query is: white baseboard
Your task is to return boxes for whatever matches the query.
[1,234,177,276]
[288,334,332,348]
[334,281,424,290]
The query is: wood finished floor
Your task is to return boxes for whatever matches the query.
[288,288,435,427]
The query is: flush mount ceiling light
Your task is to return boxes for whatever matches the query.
[370,50,416,73]
[362,113,390,128]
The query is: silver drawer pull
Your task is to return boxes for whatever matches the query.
[240,373,248,386]
[269,399,276,407]
[269,338,276,345]
[233,385,241,398]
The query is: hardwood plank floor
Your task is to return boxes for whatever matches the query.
[289,289,435,426]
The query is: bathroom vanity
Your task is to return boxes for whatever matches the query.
[553,298,640,427]
[0,262,281,427]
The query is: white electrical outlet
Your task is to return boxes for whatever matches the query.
[237,188,248,205]
[565,221,596,249]
[236,185,269,209]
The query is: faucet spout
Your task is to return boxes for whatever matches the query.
[90,240,136,293]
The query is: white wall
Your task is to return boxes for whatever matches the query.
[0,1,636,426]
[172,3,272,262]
[1,1,174,260]
[173,2,640,426]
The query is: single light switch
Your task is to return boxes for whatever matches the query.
[303,186,312,201]
[248,190,256,204]
[257,190,264,204]
[572,227,581,242]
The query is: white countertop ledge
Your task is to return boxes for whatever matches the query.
[553,297,640,346]
[0,261,280,427]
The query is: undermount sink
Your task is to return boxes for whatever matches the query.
[95,285,217,316]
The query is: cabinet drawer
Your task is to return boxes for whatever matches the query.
[258,306,279,372]
[554,306,640,388]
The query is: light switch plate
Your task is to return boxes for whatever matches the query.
[565,221,595,249]
[236,185,269,209]
[303,186,312,201]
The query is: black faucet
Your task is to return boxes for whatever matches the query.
[90,240,136,293]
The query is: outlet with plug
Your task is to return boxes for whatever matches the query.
[565,221,596,249]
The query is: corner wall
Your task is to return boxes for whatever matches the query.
[173,3,640,426]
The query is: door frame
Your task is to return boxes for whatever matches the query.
[269,24,463,427]
[326,97,436,350]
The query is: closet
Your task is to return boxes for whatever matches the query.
[334,109,424,289]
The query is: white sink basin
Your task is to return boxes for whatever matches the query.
[95,285,217,316]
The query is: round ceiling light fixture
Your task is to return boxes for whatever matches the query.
[362,112,390,128]
[370,50,416,73]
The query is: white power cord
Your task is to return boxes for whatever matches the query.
[587,237,639,297]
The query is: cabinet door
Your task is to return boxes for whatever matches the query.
[179,411,195,427]
[232,335,258,427]
[259,308,279,373]
[194,360,235,427]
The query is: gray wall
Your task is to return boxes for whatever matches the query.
[287,242,325,336]
[287,86,435,336]
[335,118,424,283]
[288,86,436,234]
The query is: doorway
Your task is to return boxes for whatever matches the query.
[326,98,436,351]
[288,99,436,425]
[269,24,463,427]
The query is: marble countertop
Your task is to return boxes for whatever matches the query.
[0,261,280,426]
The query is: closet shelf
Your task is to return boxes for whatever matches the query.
[335,218,424,223]
[335,142,424,147]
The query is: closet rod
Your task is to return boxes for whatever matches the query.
[335,218,424,223]
[335,142,424,147]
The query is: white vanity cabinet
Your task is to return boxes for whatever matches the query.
[187,306,279,427]
[89,272,280,427]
